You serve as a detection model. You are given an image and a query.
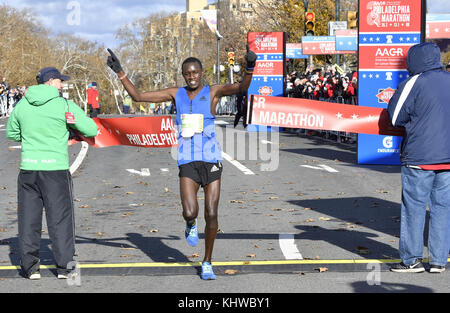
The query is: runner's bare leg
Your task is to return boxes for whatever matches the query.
[203,179,221,263]
[180,177,200,225]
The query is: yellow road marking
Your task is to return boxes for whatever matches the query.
[1,258,447,271]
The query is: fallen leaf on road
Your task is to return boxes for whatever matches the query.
[80,204,90,208]
[126,192,134,195]
[148,229,159,233]
[268,196,279,200]
[188,253,200,258]
[305,219,315,223]
[315,267,328,273]
[357,246,370,255]
[319,217,331,221]
[225,269,239,275]
[246,254,256,258]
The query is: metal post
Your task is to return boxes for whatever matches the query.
[189,25,193,56]
[216,0,221,85]
[336,0,341,66]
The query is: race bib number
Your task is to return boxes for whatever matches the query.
[181,114,203,138]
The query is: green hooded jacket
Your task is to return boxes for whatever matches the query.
[6,84,98,171]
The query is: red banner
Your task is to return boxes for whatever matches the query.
[359,0,421,33]
[247,95,405,136]
[253,60,284,76]
[70,116,177,148]
[248,32,284,54]
[358,45,409,69]
[426,21,450,39]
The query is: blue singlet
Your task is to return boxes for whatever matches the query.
[175,86,222,166]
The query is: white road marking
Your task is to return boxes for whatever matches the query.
[221,152,255,175]
[0,124,4,128]
[160,168,169,172]
[279,234,303,260]
[261,140,274,145]
[301,164,339,173]
[215,120,229,125]
[126,168,151,177]
[70,142,89,175]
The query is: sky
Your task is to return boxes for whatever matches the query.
[1,0,449,48]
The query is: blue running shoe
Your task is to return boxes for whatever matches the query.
[185,220,198,247]
[201,262,216,280]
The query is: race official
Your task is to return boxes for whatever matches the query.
[6,67,98,280]
[388,43,450,273]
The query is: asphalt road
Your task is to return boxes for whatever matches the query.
[0,114,449,298]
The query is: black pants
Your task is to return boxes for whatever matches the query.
[17,170,75,276]
[89,105,100,118]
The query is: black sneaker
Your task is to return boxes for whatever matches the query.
[429,265,446,273]
[390,259,425,273]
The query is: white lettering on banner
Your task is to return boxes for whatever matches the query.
[125,133,177,146]
[375,48,404,57]
[253,96,266,109]
[259,111,324,128]
[161,117,175,131]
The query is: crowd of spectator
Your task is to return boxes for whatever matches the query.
[285,65,358,143]
[0,79,26,117]
[286,65,358,105]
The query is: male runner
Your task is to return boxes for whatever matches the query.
[106,47,256,280]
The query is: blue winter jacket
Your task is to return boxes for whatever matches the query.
[387,43,450,166]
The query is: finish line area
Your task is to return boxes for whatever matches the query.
[0,258,427,278]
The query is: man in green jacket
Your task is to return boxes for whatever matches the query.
[6,67,98,280]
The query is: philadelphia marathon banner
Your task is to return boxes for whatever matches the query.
[357,0,424,164]
[69,115,177,148]
[246,95,405,137]
[247,32,286,132]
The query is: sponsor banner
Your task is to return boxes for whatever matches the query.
[359,45,410,70]
[69,116,177,148]
[248,32,284,55]
[302,36,356,55]
[253,60,284,76]
[358,133,403,164]
[358,0,422,165]
[248,32,285,98]
[359,70,409,108]
[359,0,421,33]
[359,32,420,45]
[426,14,450,39]
[249,77,284,97]
[335,29,358,51]
[286,43,308,59]
[247,95,404,136]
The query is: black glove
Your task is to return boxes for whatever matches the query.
[245,44,257,70]
[107,48,123,73]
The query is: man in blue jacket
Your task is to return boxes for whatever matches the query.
[388,43,450,273]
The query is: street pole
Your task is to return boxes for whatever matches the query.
[216,0,221,85]
[303,0,309,70]
[336,0,341,66]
